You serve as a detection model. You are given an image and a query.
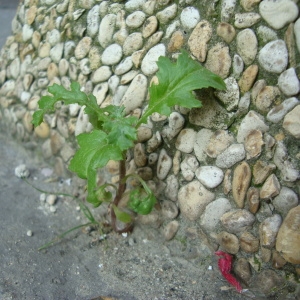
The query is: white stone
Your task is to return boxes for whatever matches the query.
[64,41,76,59]
[121,70,139,84]
[200,198,232,231]
[87,5,100,37]
[126,11,146,28]
[194,129,214,162]
[215,77,239,111]
[259,214,282,248]
[9,58,20,79]
[267,97,299,123]
[125,0,146,12]
[101,44,123,65]
[221,0,237,22]
[236,29,257,65]
[93,82,108,106]
[237,110,269,143]
[232,54,244,79]
[195,166,224,189]
[115,57,133,76]
[141,44,166,76]
[120,74,148,114]
[165,20,180,39]
[156,4,177,24]
[180,155,199,181]
[22,24,33,42]
[180,6,200,30]
[175,129,196,153]
[278,68,300,96]
[80,58,91,75]
[98,14,116,48]
[50,43,64,63]
[75,37,92,60]
[215,144,246,169]
[259,0,299,30]
[15,164,30,178]
[91,66,112,83]
[157,149,172,180]
[123,33,143,56]
[234,12,261,28]
[273,187,299,218]
[178,180,215,221]
[108,75,120,94]
[258,40,288,73]
[161,112,185,141]
[47,29,60,46]
[295,18,300,53]
[257,25,278,44]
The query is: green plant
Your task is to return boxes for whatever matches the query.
[32,50,225,233]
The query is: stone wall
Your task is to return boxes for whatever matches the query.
[0,0,300,293]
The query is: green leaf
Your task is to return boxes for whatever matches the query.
[112,205,132,223]
[69,130,124,205]
[137,50,226,125]
[127,188,156,215]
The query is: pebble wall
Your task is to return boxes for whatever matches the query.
[0,0,300,294]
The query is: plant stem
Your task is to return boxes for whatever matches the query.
[111,157,133,233]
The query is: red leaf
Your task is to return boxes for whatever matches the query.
[215,251,242,293]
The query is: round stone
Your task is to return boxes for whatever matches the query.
[141,44,166,76]
[126,11,146,28]
[277,68,300,96]
[236,29,257,65]
[195,166,224,189]
[258,40,288,73]
[180,6,200,30]
[101,44,123,65]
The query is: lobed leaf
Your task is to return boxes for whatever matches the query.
[137,50,226,125]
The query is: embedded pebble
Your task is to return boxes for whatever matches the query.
[215,144,245,169]
[180,6,200,30]
[87,5,100,37]
[295,18,300,53]
[161,200,179,220]
[180,155,199,181]
[258,40,288,73]
[115,57,133,76]
[165,174,179,202]
[157,149,172,180]
[215,77,239,111]
[123,33,143,56]
[120,74,147,114]
[141,44,166,76]
[93,83,108,106]
[241,0,261,11]
[98,14,116,48]
[175,129,196,153]
[260,174,281,200]
[14,164,30,178]
[188,20,212,62]
[232,161,251,208]
[156,4,177,24]
[276,206,300,264]
[245,129,264,159]
[178,180,215,221]
[283,105,300,139]
[161,112,185,141]
[278,68,300,96]
[259,0,299,30]
[221,209,255,234]
[75,37,92,60]
[239,231,259,253]
[126,11,146,28]
[46,194,57,206]
[232,54,244,79]
[142,16,158,38]
[223,169,232,195]
[253,160,276,185]
[205,130,234,158]
[234,12,260,28]
[200,198,231,231]
[26,230,33,237]
[134,143,147,167]
[237,110,269,143]
[51,44,64,63]
[259,214,282,248]
[205,43,231,79]
[267,97,299,123]
[234,258,252,284]
[216,22,235,44]
[217,231,239,254]
[238,65,258,93]
[91,66,112,83]
[101,44,123,65]
[195,166,224,189]
[221,0,236,22]
[273,142,300,182]
[273,187,299,217]
[193,129,214,162]
[163,220,179,241]
[236,29,257,65]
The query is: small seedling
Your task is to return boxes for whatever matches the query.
[32,50,225,239]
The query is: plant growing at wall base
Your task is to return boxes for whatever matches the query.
[32,50,226,233]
